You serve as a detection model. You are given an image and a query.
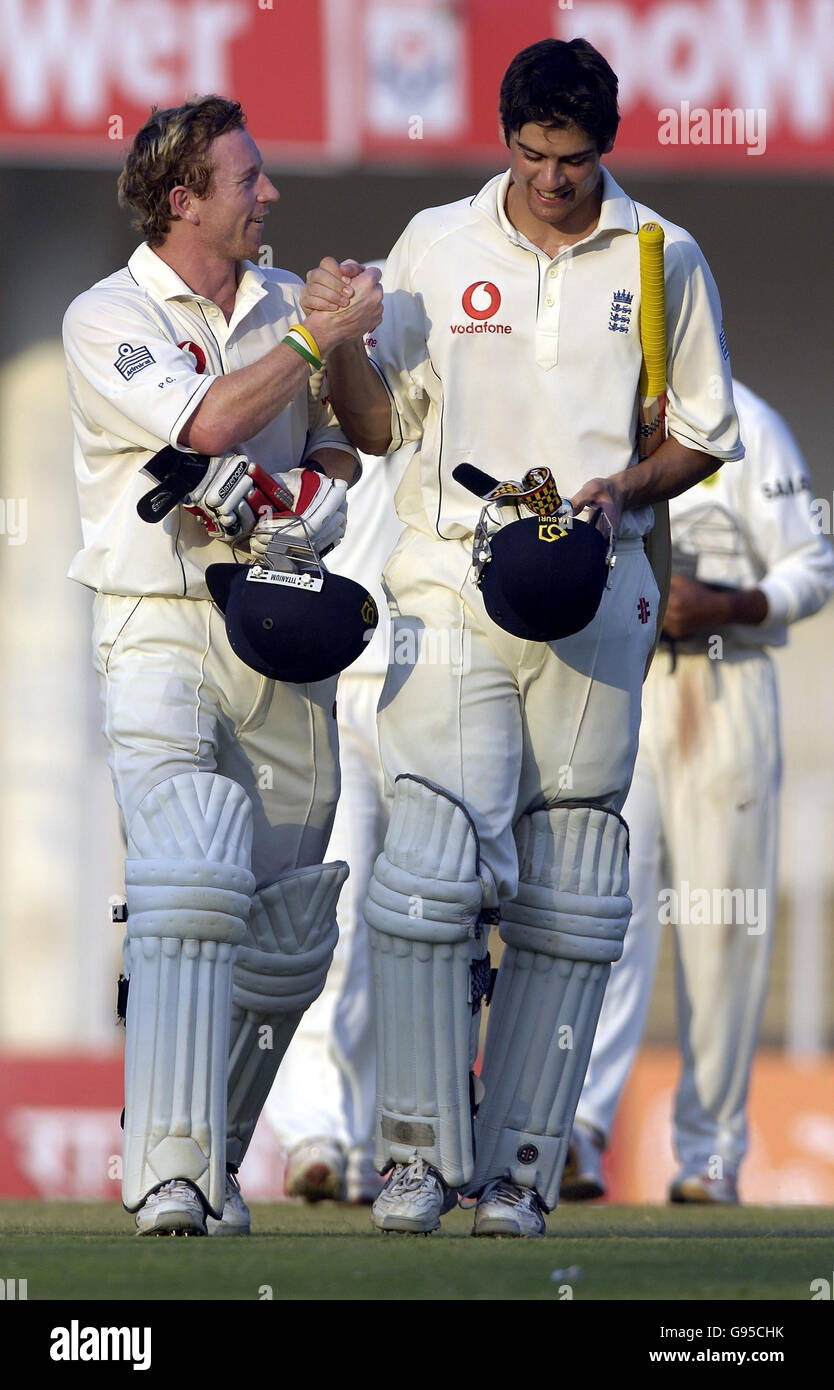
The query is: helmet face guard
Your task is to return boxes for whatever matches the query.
[205,555,378,684]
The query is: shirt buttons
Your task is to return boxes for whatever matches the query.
[548,269,558,278]
[545,296,554,307]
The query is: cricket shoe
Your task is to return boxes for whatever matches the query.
[285,1138,347,1203]
[206,1169,251,1236]
[134,1180,207,1237]
[371,1156,457,1234]
[472,1179,546,1238]
[560,1120,606,1201]
[346,1148,384,1205]
[669,1170,740,1205]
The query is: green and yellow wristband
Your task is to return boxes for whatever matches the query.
[282,324,323,371]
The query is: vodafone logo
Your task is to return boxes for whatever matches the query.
[451,281,511,338]
[178,340,207,373]
[461,281,501,320]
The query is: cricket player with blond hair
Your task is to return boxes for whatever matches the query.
[63,95,382,1236]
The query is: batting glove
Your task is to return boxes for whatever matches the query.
[184,452,261,542]
[249,468,348,559]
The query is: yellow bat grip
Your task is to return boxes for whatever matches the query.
[638,222,667,398]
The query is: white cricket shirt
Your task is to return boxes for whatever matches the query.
[669,379,834,648]
[63,243,356,599]
[368,167,743,543]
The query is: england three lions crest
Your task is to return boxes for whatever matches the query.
[608,290,633,334]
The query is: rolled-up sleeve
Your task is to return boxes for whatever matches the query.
[664,237,744,463]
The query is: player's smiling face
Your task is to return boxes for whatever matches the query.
[504,121,607,248]
[191,128,279,263]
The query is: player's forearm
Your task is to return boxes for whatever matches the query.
[315,337,393,456]
[618,438,722,509]
[662,573,769,638]
[305,446,361,486]
[713,587,769,626]
[179,343,312,455]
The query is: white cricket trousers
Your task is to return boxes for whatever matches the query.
[265,673,385,1154]
[91,593,340,882]
[576,646,781,1176]
[376,528,660,900]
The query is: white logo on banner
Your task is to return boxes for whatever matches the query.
[555,0,833,138]
[0,0,248,122]
[366,2,464,137]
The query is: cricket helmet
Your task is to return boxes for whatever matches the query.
[205,560,379,683]
[475,514,609,642]
[452,464,610,643]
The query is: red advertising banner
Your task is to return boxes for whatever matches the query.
[0,1054,287,1200]
[2,1049,832,1203]
[0,1,831,170]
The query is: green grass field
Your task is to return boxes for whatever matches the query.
[1,1201,831,1301]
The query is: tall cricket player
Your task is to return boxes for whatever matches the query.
[302,38,743,1236]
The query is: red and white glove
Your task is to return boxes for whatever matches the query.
[184,452,262,542]
[249,467,348,559]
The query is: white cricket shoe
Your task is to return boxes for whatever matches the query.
[135,1180,207,1237]
[371,1156,456,1233]
[206,1169,251,1236]
[472,1180,546,1238]
[669,1170,740,1205]
[560,1120,606,1201]
[285,1138,347,1203]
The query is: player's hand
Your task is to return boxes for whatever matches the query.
[305,267,383,356]
[570,476,626,537]
[249,468,348,559]
[662,574,729,639]
[184,452,261,541]
[301,257,368,313]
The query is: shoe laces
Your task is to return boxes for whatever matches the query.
[389,1158,442,1195]
[154,1179,202,1205]
[483,1179,541,1213]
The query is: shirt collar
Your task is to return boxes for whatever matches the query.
[475,165,640,251]
[127,242,268,309]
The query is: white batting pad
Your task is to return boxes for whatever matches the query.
[468,805,630,1211]
[226,860,346,1168]
[122,773,255,1217]
[364,776,487,1188]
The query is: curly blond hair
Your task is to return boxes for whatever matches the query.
[118,96,246,247]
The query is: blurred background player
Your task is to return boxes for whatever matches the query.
[563,379,834,1204]
[266,327,413,1201]
[62,96,382,1235]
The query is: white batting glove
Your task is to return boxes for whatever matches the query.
[249,468,348,559]
[184,453,259,542]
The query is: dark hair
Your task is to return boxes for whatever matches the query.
[499,38,619,152]
[118,96,246,247]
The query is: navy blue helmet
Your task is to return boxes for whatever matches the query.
[205,561,379,683]
[453,463,610,642]
[476,515,609,642]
